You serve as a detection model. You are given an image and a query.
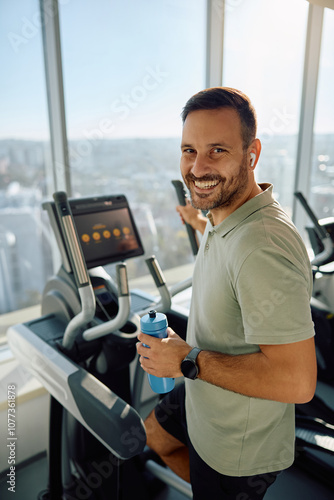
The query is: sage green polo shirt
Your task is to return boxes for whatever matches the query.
[185,183,315,476]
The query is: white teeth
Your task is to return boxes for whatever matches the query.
[194,180,219,189]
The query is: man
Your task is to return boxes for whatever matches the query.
[136,87,317,499]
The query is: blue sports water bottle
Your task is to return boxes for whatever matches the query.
[140,310,175,394]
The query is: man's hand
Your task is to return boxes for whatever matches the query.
[137,328,192,378]
[176,199,207,235]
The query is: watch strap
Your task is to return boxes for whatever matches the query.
[185,347,202,362]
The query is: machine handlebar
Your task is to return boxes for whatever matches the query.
[53,192,96,349]
[294,192,328,240]
[294,191,334,267]
[172,180,199,256]
[139,256,172,314]
[83,263,133,341]
[53,191,91,288]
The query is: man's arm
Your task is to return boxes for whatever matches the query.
[176,200,207,235]
[196,338,317,404]
[136,330,317,404]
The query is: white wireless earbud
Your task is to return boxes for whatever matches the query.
[250,153,256,167]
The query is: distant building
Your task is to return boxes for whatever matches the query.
[0,205,52,312]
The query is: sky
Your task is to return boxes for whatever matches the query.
[223,0,334,136]
[1,0,333,141]
[0,0,206,140]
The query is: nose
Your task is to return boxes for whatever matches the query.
[191,152,209,178]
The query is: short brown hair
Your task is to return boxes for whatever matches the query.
[181,87,257,150]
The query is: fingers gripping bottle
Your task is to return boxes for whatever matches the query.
[140,310,175,394]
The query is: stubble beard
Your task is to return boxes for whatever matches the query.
[184,157,249,212]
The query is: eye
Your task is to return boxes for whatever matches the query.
[182,148,195,154]
[212,147,226,154]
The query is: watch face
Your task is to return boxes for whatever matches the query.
[181,359,198,380]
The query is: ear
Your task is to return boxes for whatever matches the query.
[248,139,261,169]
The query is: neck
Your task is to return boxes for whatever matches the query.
[210,182,263,226]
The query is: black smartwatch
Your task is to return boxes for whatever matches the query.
[181,347,202,380]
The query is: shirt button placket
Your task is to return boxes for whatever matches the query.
[205,231,214,253]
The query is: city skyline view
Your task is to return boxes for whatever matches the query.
[0,0,333,317]
[1,131,333,318]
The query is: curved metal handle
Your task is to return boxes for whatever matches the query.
[53,191,90,287]
[172,180,199,256]
[294,191,334,267]
[52,191,96,349]
[83,264,132,341]
[140,256,171,314]
[294,192,328,240]
[145,256,166,288]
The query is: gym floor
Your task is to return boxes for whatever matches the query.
[0,453,332,500]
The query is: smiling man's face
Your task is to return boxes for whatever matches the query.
[180,107,253,222]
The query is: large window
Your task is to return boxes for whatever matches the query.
[0,0,53,314]
[1,0,330,322]
[58,0,207,278]
[222,0,308,216]
[309,7,334,220]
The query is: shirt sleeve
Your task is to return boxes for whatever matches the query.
[235,246,315,345]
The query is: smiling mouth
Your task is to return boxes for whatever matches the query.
[194,179,220,190]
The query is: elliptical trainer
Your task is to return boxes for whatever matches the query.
[7,191,192,499]
[292,192,334,489]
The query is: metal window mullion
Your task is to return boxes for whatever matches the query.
[293,3,324,229]
[206,0,225,88]
[40,0,71,195]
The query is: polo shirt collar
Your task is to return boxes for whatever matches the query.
[206,183,274,237]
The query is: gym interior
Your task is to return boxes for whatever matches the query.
[1,1,334,499]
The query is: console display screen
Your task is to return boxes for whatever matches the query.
[70,196,144,268]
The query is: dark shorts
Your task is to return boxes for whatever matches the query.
[154,382,280,500]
